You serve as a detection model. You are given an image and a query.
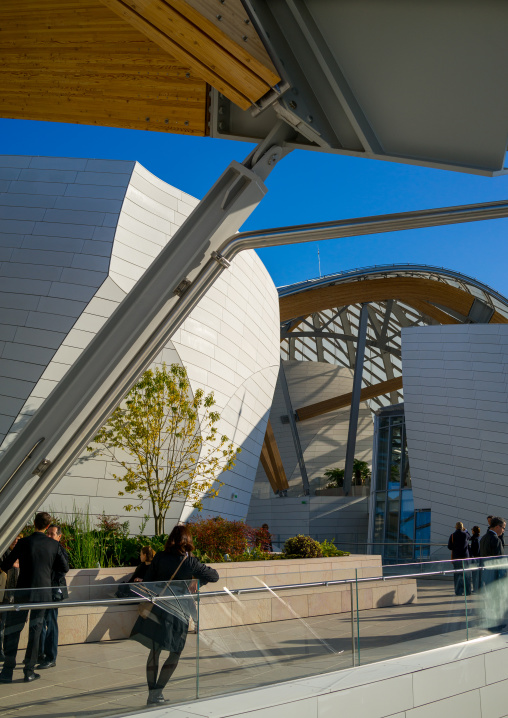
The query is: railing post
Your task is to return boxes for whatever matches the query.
[462,561,469,641]
[350,580,356,666]
[196,581,200,699]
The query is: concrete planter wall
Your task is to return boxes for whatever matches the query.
[315,486,369,497]
[14,556,416,648]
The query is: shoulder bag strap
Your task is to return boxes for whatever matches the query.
[169,555,187,582]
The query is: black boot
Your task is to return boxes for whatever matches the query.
[0,669,13,684]
[147,688,168,705]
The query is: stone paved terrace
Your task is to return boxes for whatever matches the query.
[0,578,494,718]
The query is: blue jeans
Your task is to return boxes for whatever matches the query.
[40,607,59,663]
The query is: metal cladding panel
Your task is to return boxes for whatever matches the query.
[311,0,508,171]
[229,0,508,174]
[402,324,508,553]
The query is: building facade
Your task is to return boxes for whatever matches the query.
[0,155,280,534]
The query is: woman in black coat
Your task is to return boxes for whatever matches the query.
[130,525,219,706]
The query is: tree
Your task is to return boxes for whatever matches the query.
[88,363,240,534]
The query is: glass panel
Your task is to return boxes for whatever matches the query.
[402,426,411,488]
[197,568,355,698]
[376,427,389,491]
[357,568,468,665]
[399,491,415,560]
[0,580,198,713]
[389,425,402,488]
[466,556,508,640]
[384,490,400,559]
[415,509,431,560]
[3,558,500,712]
[373,492,386,554]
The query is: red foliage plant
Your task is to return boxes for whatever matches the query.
[189,516,271,561]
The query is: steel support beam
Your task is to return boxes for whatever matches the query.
[279,361,310,495]
[343,303,369,496]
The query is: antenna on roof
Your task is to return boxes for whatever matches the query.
[317,244,322,278]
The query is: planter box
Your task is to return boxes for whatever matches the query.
[315,486,369,497]
[14,555,416,647]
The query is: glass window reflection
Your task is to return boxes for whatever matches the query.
[372,408,430,562]
[377,427,389,491]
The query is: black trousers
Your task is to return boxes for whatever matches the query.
[2,609,45,674]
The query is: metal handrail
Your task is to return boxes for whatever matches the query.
[2,560,504,613]
[383,555,500,568]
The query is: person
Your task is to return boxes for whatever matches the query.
[0,535,23,662]
[447,521,471,596]
[487,515,505,548]
[469,526,482,591]
[480,517,505,558]
[479,516,506,630]
[37,524,69,670]
[115,546,156,600]
[0,512,69,683]
[130,525,219,706]
[470,526,481,558]
[480,516,506,587]
[132,546,155,583]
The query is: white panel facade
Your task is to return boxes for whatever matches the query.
[0,156,280,534]
[402,324,508,551]
[0,155,134,449]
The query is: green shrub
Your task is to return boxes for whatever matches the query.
[324,458,371,488]
[283,534,323,559]
[324,467,344,489]
[320,538,349,557]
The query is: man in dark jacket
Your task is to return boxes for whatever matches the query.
[0,512,69,683]
[37,524,69,670]
[480,517,505,558]
[448,521,471,596]
[480,516,506,588]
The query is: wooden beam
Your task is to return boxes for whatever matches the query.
[175,0,279,85]
[279,277,476,323]
[263,420,289,491]
[296,376,404,422]
[259,441,279,494]
[491,310,508,324]
[99,0,279,108]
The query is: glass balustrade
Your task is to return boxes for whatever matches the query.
[0,561,506,717]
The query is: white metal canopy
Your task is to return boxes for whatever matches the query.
[211,0,508,175]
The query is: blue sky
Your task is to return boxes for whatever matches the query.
[3,118,508,293]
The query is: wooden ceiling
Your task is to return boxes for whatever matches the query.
[0,0,280,135]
